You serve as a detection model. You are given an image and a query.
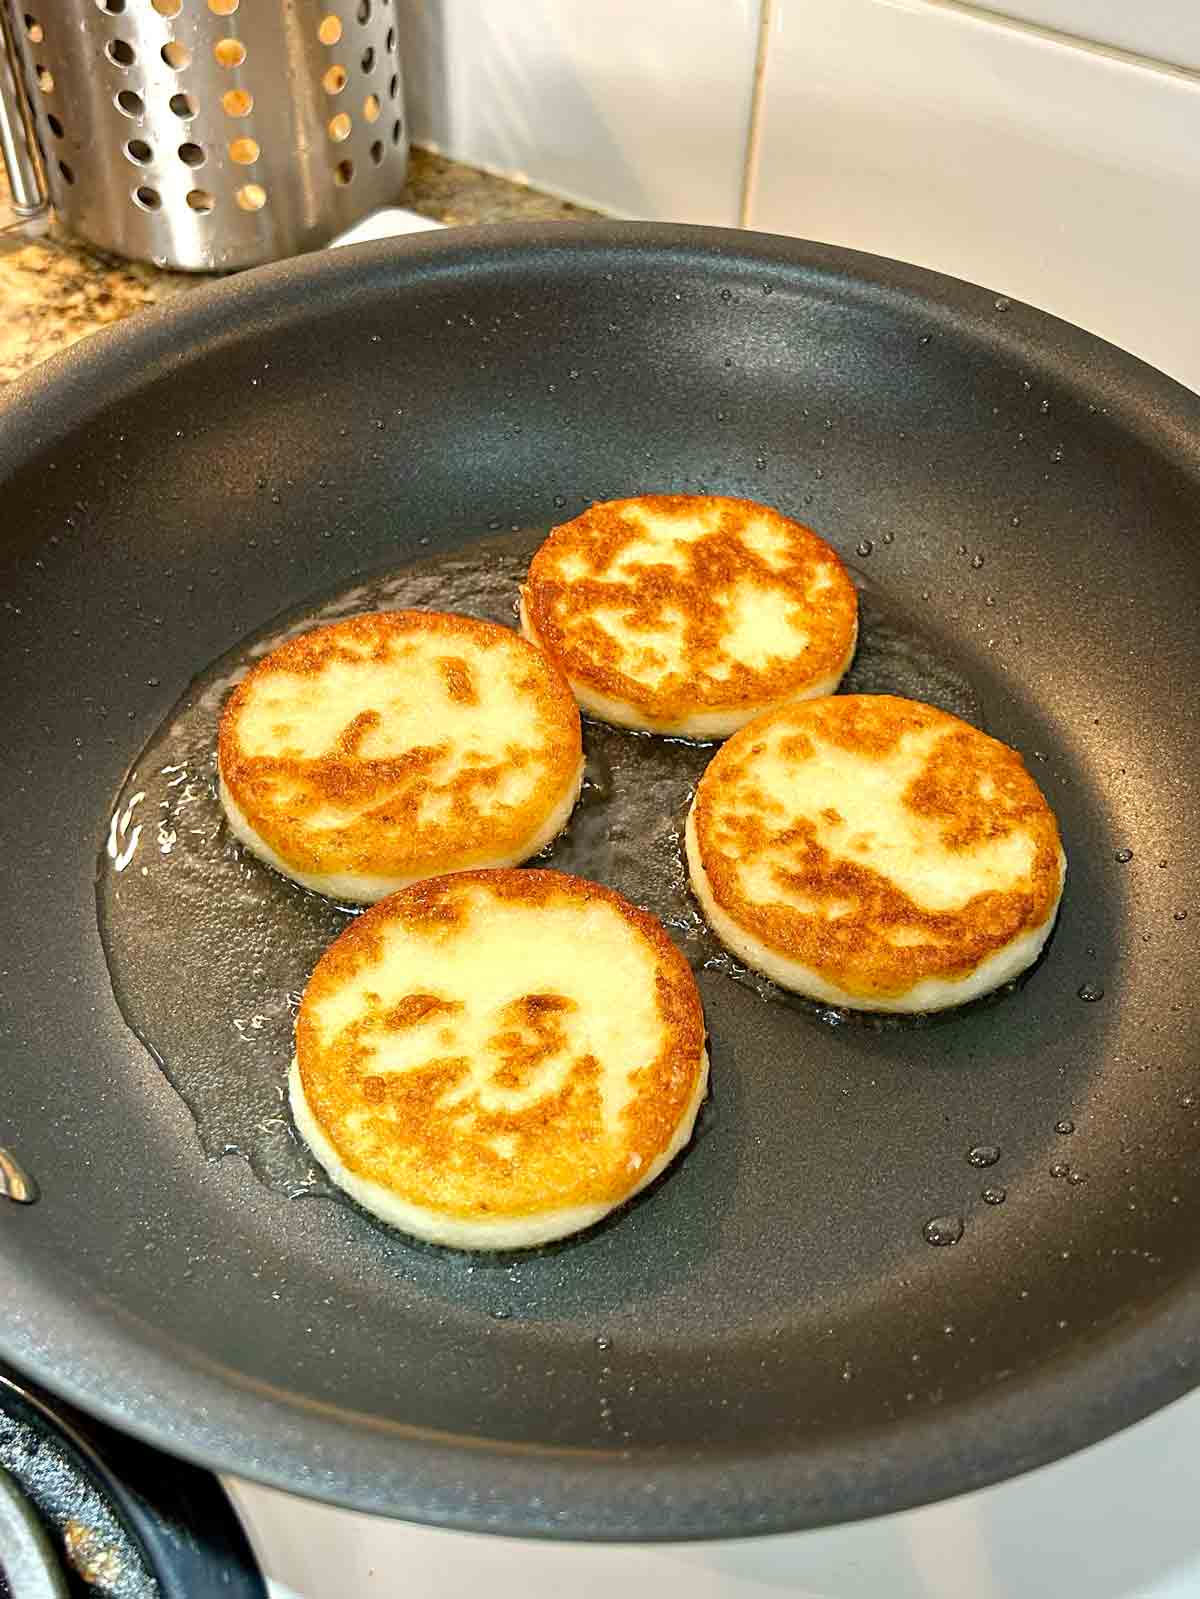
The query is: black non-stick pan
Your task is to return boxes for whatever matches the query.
[1,223,1198,1541]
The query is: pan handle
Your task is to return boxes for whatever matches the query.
[0,0,47,222]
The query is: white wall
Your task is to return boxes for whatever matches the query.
[960,0,1200,72]
[396,0,762,224]
[396,0,1200,393]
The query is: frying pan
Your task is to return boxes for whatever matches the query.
[1,222,1199,1541]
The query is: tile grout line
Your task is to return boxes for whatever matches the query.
[739,0,775,228]
[913,0,1200,87]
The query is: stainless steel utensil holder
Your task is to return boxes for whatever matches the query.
[1,0,408,269]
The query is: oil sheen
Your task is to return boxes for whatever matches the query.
[96,527,984,1200]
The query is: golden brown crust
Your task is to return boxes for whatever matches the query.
[295,870,707,1219]
[522,495,858,720]
[218,611,581,881]
[691,695,1064,999]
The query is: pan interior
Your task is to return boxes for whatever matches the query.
[97,527,987,1209]
[1,226,1198,1536]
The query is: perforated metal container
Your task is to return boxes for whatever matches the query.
[1,0,408,269]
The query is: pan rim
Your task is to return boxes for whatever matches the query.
[3,219,1200,1539]
[3,220,1198,474]
[7,1254,1200,1539]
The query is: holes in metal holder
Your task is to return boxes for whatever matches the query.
[116,88,144,117]
[334,158,353,185]
[162,41,190,69]
[133,184,161,210]
[186,188,214,211]
[388,72,398,98]
[327,111,351,142]
[317,14,341,44]
[369,138,382,164]
[124,137,152,164]
[222,88,252,116]
[178,141,205,166]
[47,112,63,137]
[214,37,246,67]
[151,0,181,15]
[385,25,395,51]
[228,136,258,163]
[23,14,44,42]
[169,91,197,117]
[322,64,346,93]
[391,116,401,144]
[58,160,75,184]
[96,0,126,12]
[361,45,374,71]
[235,182,266,210]
[106,38,135,66]
[35,65,54,92]
[355,0,369,22]
[363,92,379,122]
[208,0,239,12]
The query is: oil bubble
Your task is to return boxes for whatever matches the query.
[967,1144,1000,1168]
[923,1215,964,1247]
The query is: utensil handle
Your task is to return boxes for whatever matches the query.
[0,1,47,219]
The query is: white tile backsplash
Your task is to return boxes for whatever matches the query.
[395,0,1200,393]
[750,0,1200,393]
[395,0,762,224]
[960,0,1200,74]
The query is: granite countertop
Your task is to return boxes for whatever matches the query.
[0,147,597,385]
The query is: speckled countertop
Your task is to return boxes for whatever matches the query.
[0,147,596,385]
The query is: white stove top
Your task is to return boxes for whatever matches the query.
[228,1380,1200,1599]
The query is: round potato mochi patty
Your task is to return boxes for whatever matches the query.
[290,869,709,1249]
[520,494,859,737]
[218,611,583,903]
[687,695,1066,1012]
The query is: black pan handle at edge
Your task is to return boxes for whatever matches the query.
[1,1367,267,1599]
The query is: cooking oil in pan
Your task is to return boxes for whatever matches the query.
[96,526,984,1201]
